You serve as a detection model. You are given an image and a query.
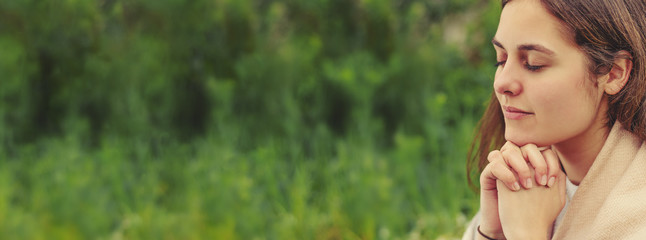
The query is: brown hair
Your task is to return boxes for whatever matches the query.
[467,0,646,189]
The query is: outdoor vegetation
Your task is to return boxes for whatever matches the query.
[0,0,501,239]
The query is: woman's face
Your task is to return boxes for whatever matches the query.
[493,0,607,147]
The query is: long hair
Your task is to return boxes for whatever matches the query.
[467,0,646,189]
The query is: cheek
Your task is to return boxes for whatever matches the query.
[535,75,598,124]
[535,90,571,121]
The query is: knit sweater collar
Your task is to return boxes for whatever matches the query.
[553,122,646,239]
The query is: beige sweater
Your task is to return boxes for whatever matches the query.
[553,122,646,239]
[463,122,646,239]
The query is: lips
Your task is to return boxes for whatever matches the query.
[503,106,534,120]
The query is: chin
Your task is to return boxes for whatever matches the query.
[504,133,551,148]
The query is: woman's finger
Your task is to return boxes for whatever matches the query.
[501,142,533,188]
[482,160,521,191]
[486,151,521,191]
[542,149,561,188]
[487,150,502,163]
[500,141,516,152]
[501,145,533,189]
[521,144,548,186]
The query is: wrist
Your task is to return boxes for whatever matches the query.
[503,227,549,240]
[478,225,506,240]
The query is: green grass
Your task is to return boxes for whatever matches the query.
[0,0,504,238]
[0,124,479,239]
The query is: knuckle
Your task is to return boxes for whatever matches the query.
[511,146,523,155]
[487,150,501,162]
[481,163,493,175]
[489,160,501,169]
[501,141,516,151]
[480,165,493,180]
[484,161,495,170]
[532,158,547,167]
[480,172,487,182]
[520,144,533,151]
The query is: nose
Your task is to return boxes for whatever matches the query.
[493,63,522,97]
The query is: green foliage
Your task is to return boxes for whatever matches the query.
[0,0,502,238]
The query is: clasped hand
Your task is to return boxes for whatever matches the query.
[478,142,567,240]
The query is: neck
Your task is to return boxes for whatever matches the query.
[552,122,610,185]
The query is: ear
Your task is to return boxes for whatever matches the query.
[602,50,633,95]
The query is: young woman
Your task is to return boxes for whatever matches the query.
[463,0,646,239]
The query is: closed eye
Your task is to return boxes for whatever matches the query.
[525,63,544,71]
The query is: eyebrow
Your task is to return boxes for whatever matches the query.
[492,38,555,56]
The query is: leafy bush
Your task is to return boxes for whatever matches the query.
[0,0,502,238]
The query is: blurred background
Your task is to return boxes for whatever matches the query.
[0,0,501,239]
